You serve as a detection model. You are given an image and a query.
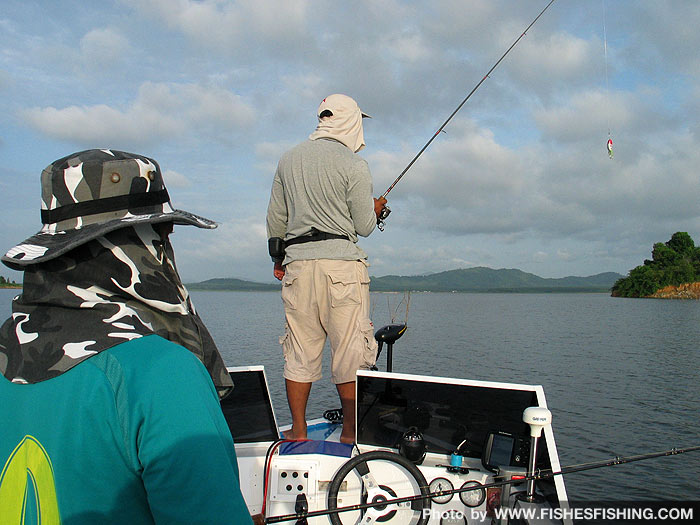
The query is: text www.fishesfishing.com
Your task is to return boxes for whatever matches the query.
[422,505,695,522]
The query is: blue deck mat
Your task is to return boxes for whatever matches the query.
[279,440,353,458]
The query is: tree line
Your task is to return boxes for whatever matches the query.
[611,232,700,297]
[0,275,20,287]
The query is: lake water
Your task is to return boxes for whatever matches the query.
[1,288,698,502]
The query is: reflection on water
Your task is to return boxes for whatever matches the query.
[1,288,697,501]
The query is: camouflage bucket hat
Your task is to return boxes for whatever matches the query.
[2,149,216,271]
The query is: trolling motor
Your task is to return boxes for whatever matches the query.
[518,406,552,503]
[372,323,407,372]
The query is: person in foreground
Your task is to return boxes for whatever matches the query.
[266,94,386,444]
[0,149,253,524]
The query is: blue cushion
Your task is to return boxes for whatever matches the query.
[279,440,353,458]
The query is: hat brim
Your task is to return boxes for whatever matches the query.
[2,209,216,271]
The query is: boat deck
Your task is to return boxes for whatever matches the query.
[224,366,570,524]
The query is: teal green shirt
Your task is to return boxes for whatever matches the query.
[0,335,252,524]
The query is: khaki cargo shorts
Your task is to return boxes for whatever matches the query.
[279,259,378,384]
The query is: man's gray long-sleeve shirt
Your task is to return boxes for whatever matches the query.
[266,138,376,264]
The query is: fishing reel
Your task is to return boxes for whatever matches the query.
[376,205,391,231]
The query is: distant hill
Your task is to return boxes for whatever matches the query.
[370,267,621,292]
[187,267,622,293]
[186,278,279,291]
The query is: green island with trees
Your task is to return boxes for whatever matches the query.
[0,275,21,289]
[611,232,700,298]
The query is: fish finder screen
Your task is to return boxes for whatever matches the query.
[490,433,515,466]
[220,370,279,443]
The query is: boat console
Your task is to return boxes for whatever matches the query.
[222,331,570,524]
[352,370,568,523]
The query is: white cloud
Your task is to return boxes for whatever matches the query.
[163,169,191,188]
[120,0,314,55]
[368,238,484,278]
[384,33,431,63]
[532,251,548,263]
[174,214,270,281]
[534,89,649,144]
[509,31,600,91]
[20,82,254,147]
[621,1,700,76]
[556,249,574,261]
[79,28,130,68]
[373,120,531,233]
[280,73,323,102]
[21,103,176,145]
[254,140,296,176]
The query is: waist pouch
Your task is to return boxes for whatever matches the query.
[285,229,349,247]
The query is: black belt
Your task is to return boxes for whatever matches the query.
[285,228,349,247]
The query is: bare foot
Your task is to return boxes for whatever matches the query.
[283,427,308,440]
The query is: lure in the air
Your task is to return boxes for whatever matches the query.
[607,137,613,159]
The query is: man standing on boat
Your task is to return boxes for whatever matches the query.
[0,150,253,523]
[266,94,385,444]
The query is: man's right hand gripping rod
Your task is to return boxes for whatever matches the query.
[374,196,389,231]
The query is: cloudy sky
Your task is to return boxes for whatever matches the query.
[1,0,699,284]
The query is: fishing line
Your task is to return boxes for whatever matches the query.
[263,444,700,523]
[377,0,557,229]
[602,0,614,159]
[602,0,610,135]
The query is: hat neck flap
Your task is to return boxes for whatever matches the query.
[0,224,232,398]
[309,104,366,152]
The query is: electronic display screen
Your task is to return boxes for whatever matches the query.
[489,433,515,467]
[220,369,279,443]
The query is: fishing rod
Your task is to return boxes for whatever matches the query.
[263,444,700,523]
[376,0,557,230]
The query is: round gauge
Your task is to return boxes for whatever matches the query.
[440,511,467,524]
[459,480,486,507]
[428,477,454,504]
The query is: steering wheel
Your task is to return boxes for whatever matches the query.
[326,450,431,525]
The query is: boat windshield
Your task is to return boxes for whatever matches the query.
[356,372,553,474]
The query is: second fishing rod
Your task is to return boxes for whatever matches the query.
[376,0,557,230]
